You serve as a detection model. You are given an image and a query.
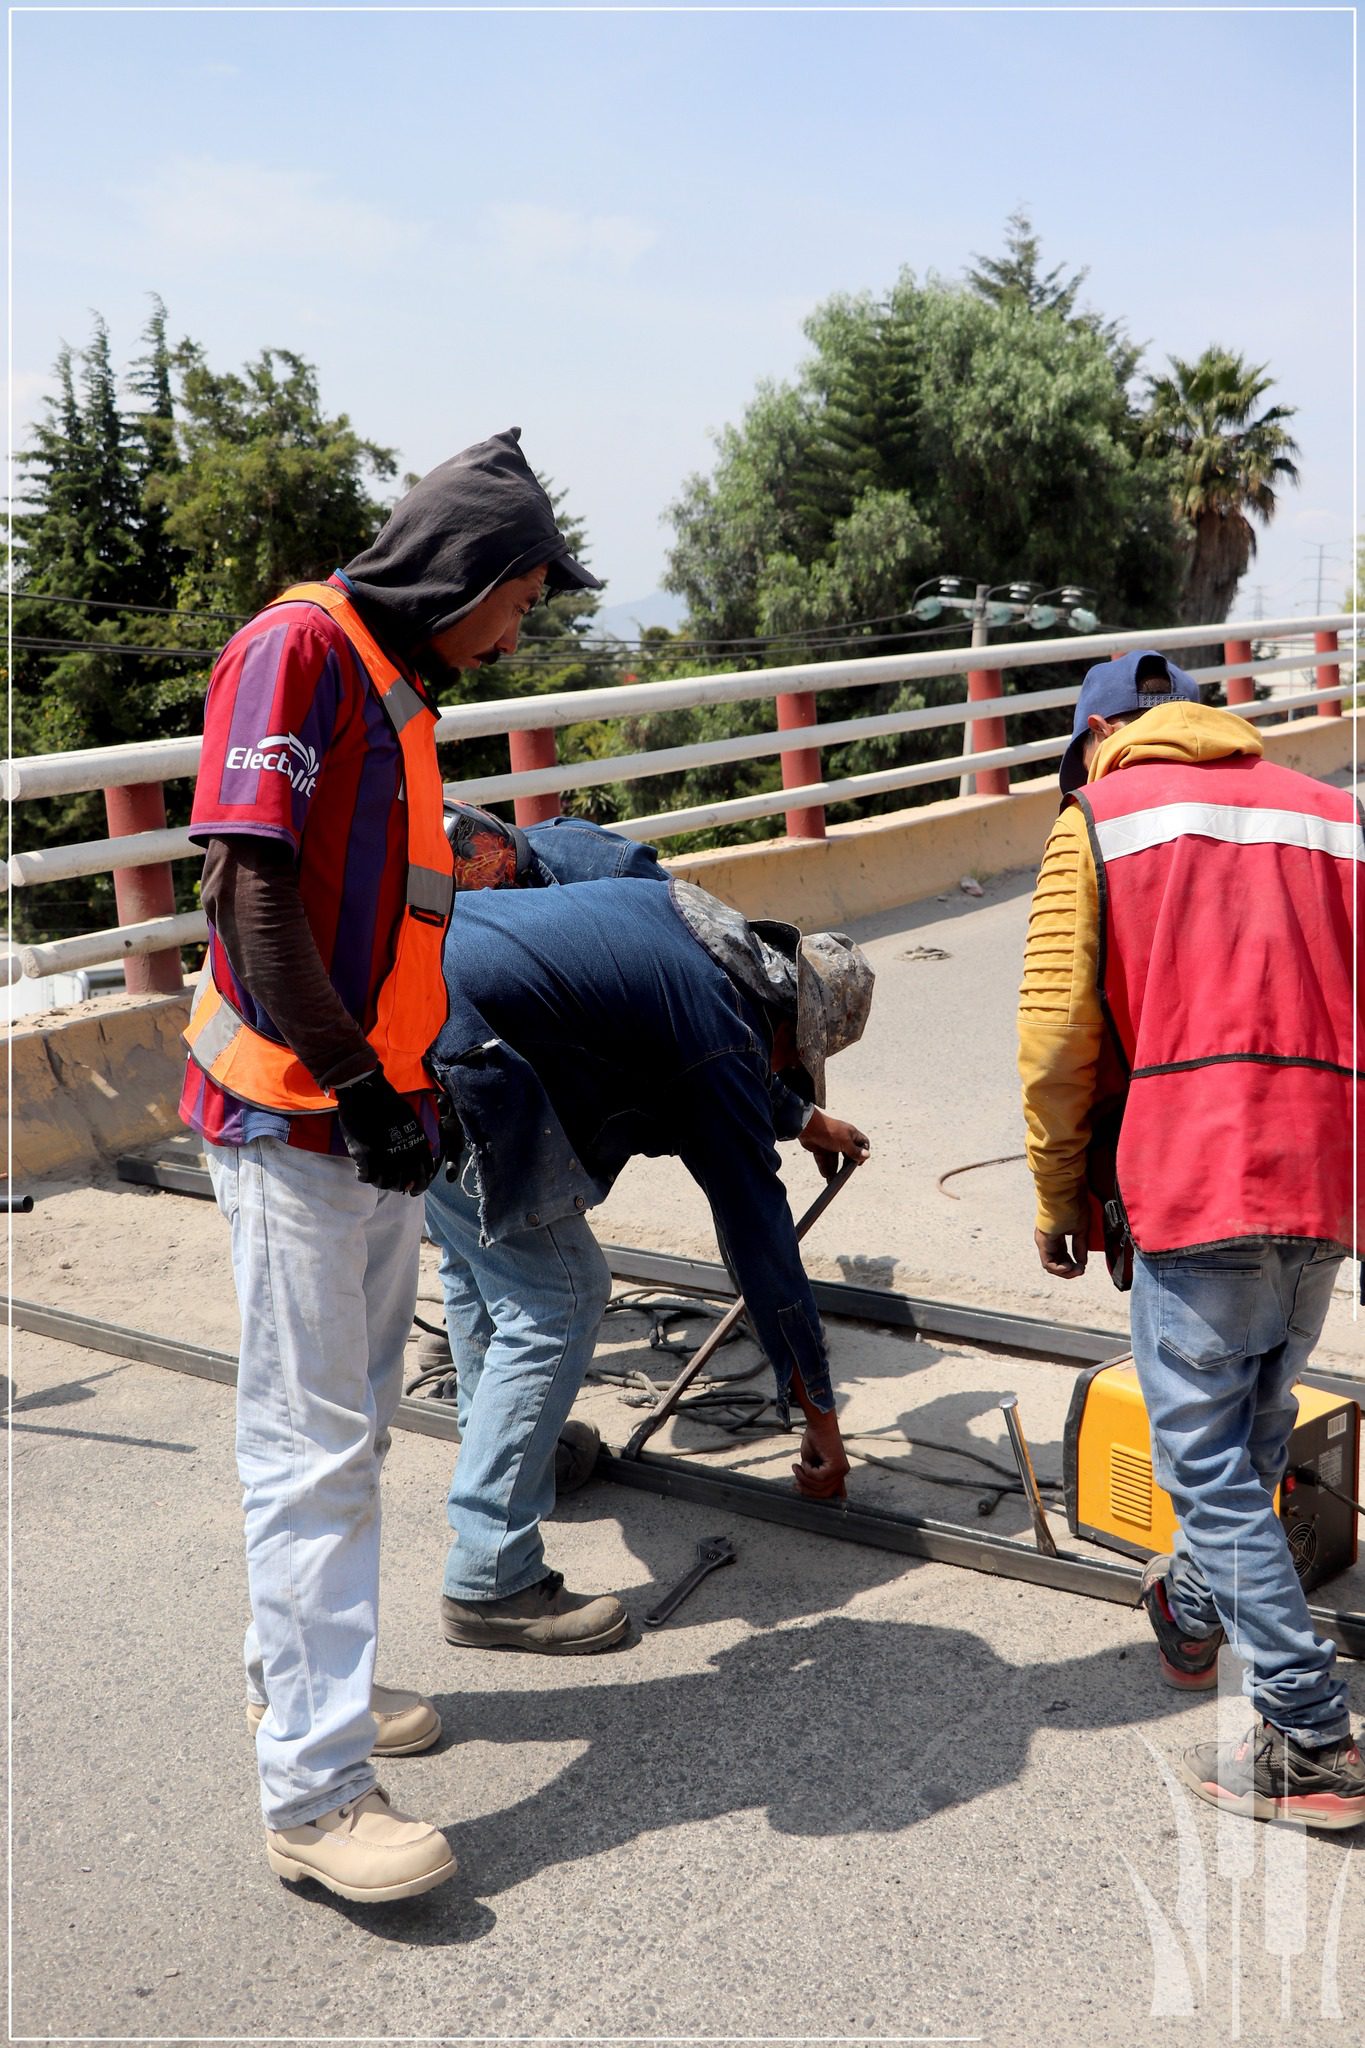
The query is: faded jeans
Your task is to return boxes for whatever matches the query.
[205,1138,424,1828]
[424,1160,610,1601]
[1130,1239,1349,1745]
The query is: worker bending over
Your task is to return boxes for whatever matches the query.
[1019,649,1363,1830]
[424,876,874,1653]
[182,431,601,1904]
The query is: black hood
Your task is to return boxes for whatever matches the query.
[340,427,602,660]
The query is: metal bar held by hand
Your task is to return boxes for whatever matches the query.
[620,1156,862,1461]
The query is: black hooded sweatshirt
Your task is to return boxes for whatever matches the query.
[342,427,600,669]
[200,429,601,1095]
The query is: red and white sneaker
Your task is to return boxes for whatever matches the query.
[1181,1720,1365,1831]
[1138,1554,1223,1690]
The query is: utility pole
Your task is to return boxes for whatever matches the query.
[909,574,1099,802]
[960,583,991,798]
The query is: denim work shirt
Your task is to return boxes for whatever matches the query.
[427,876,833,1414]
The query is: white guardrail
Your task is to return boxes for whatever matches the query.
[2,613,1355,983]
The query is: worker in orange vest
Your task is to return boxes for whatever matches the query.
[182,431,601,1903]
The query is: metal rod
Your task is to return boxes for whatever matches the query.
[602,1242,1130,1365]
[10,1293,1365,1659]
[597,1451,1365,1659]
[1000,1396,1059,1557]
[620,1158,862,1460]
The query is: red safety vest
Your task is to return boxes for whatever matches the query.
[1072,754,1362,1253]
[184,582,454,1113]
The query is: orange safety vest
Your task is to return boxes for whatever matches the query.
[184,581,454,1114]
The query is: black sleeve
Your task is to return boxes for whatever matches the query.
[676,1048,835,1416]
[200,837,377,1091]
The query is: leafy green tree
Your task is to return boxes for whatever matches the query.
[436,490,626,803]
[967,206,1086,318]
[150,344,396,618]
[653,243,1190,844]
[1144,347,1300,625]
[7,315,400,943]
[6,317,173,942]
[967,209,1141,385]
[666,270,1179,660]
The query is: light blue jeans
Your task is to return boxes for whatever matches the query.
[1130,1239,1349,1745]
[206,1138,424,1828]
[424,1160,610,1601]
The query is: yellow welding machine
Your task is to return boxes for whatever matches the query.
[1063,1361,1360,1594]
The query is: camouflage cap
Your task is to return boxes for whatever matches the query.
[672,881,874,1107]
[766,923,875,1108]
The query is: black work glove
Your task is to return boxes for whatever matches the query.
[436,1089,467,1182]
[334,1070,438,1195]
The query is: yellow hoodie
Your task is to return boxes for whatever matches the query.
[1017,702,1263,1235]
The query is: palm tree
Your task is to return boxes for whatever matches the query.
[1144,349,1300,626]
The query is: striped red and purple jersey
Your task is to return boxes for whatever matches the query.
[179,574,430,1154]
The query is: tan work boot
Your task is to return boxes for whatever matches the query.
[441,1569,628,1654]
[265,1786,456,1903]
[246,1683,441,1757]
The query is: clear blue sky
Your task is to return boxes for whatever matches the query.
[10,3,1355,623]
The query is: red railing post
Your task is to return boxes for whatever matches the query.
[967,669,1009,798]
[1314,629,1342,716]
[102,783,182,995]
[1224,638,1255,708]
[776,691,826,840]
[508,726,561,827]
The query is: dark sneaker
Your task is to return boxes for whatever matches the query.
[1138,1554,1223,1690]
[1181,1720,1365,1831]
[554,1419,602,1496]
[441,1571,628,1655]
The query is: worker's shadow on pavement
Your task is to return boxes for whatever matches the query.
[427,1614,1212,1910]
[852,1385,1069,1541]
[0,1369,196,1454]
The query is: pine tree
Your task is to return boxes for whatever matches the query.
[967,207,1086,317]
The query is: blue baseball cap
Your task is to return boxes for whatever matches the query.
[1058,649,1201,795]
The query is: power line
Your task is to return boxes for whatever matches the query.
[5,591,248,625]
[4,587,982,659]
[11,635,218,659]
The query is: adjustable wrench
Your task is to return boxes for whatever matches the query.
[643,1535,737,1628]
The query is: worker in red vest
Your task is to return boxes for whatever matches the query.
[1019,649,1364,1831]
[181,430,601,1903]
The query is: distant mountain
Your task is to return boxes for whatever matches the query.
[592,590,687,640]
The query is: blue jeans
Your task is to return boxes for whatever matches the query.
[1130,1240,1348,1745]
[206,1138,425,1828]
[424,1160,611,1601]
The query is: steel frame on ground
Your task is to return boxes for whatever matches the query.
[11,1282,1365,1660]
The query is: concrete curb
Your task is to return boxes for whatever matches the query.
[5,989,191,1183]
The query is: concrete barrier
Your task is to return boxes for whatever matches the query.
[5,989,191,1184]
[669,710,1361,927]
[6,710,1356,1178]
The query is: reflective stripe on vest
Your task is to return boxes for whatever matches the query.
[1075,757,1361,1252]
[1094,801,1363,866]
[184,581,454,1114]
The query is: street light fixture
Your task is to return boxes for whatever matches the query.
[910,576,1101,637]
[1024,585,1101,634]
